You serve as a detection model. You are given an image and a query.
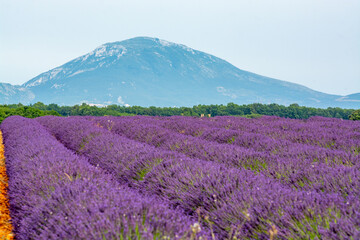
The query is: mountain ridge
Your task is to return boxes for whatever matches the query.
[1,37,359,108]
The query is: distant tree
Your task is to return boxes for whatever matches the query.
[31,102,47,110]
[349,110,360,120]
[0,105,60,123]
[47,103,61,112]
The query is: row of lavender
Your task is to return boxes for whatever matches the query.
[89,116,360,196]
[154,115,359,147]
[1,116,207,240]
[36,116,360,239]
[97,115,360,154]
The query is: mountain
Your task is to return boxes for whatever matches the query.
[1,37,360,108]
[0,83,34,104]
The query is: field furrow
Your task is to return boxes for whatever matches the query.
[88,116,360,197]
[2,116,206,240]
[37,116,360,239]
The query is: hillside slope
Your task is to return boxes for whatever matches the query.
[1,37,359,108]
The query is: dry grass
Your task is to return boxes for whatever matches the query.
[0,131,13,240]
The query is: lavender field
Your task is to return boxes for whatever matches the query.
[1,115,360,239]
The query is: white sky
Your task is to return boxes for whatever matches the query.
[0,0,359,96]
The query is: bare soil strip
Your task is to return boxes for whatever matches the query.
[0,131,13,240]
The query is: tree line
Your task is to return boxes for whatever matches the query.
[0,105,60,123]
[1,102,358,121]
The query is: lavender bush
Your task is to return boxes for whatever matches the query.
[88,116,360,197]
[36,116,360,239]
[1,116,207,240]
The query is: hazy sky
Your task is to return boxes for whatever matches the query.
[1,0,359,95]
